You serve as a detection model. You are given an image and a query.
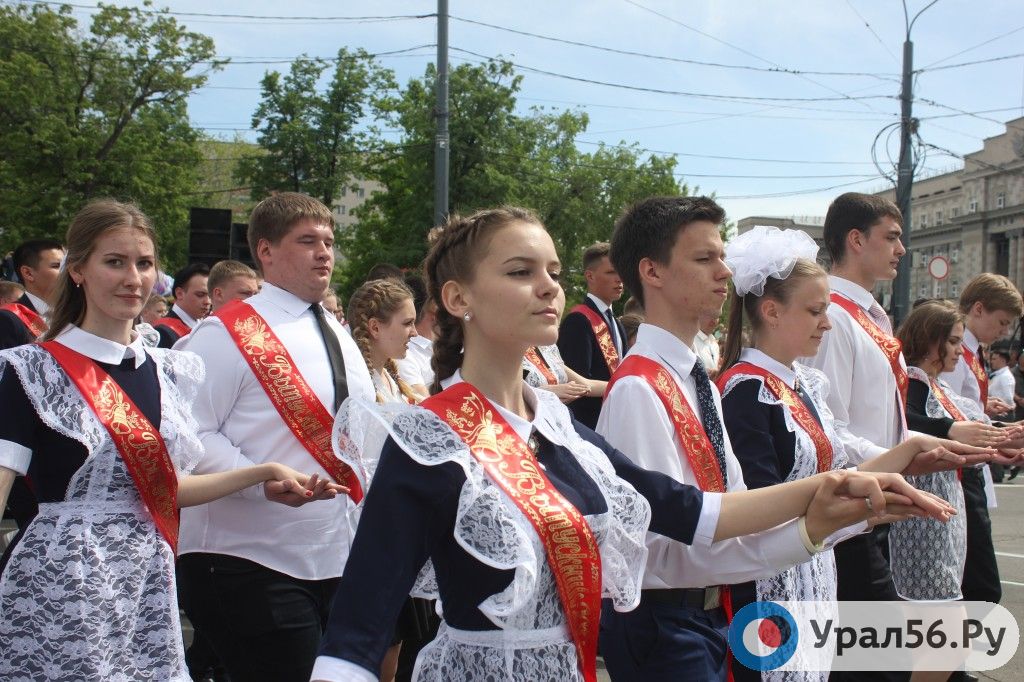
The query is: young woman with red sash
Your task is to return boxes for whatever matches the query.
[717,228,999,682]
[313,209,959,682]
[0,200,342,681]
[891,300,1022,609]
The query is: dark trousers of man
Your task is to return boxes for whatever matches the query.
[600,592,728,682]
[829,526,908,682]
[960,467,1001,604]
[177,553,340,682]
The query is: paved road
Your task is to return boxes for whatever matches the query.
[978,480,1024,681]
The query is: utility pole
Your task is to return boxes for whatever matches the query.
[892,0,938,326]
[892,38,914,326]
[433,0,450,227]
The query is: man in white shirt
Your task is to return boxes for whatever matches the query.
[989,346,1016,419]
[802,192,910,682]
[176,193,374,682]
[598,196,846,681]
[693,313,721,378]
[208,259,260,313]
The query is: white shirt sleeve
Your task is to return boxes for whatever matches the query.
[803,312,887,465]
[175,320,262,497]
[0,440,31,475]
[597,377,811,588]
[310,656,377,682]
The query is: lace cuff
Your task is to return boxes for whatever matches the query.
[0,439,31,475]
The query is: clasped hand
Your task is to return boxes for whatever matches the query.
[262,465,350,507]
[803,469,956,545]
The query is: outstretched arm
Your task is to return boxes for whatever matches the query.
[177,464,347,508]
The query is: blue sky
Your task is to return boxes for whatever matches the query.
[48,0,1024,224]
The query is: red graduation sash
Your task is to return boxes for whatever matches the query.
[570,304,620,374]
[153,316,191,339]
[1,303,46,337]
[961,344,989,407]
[928,377,968,481]
[607,354,726,492]
[215,300,363,503]
[524,346,558,385]
[716,362,834,473]
[422,383,602,682]
[829,293,909,408]
[39,341,179,552]
[930,378,968,422]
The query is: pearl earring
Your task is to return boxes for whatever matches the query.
[463,311,472,322]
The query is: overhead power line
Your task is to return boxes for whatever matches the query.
[448,14,896,79]
[620,0,885,112]
[920,22,1024,69]
[20,1,436,23]
[716,177,883,200]
[574,140,879,166]
[449,47,894,104]
[917,51,1024,74]
[843,0,901,64]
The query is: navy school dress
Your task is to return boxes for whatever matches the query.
[315,387,710,682]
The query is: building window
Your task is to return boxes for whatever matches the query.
[920,214,928,228]
[357,188,365,198]
[968,199,978,213]
[935,210,943,225]
[996,192,1005,209]
[338,205,346,215]
[951,206,960,217]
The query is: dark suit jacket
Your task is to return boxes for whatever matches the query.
[0,294,39,350]
[155,309,186,349]
[556,296,625,429]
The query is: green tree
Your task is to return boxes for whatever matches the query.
[340,58,687,300]
[235,48,396,206]
[0,2,223,267]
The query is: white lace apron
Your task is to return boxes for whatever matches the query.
[721,362,847,682]
[0,345,205,682]
[522,344,569,388]
[333,387,651,682]
[888,367,968,601]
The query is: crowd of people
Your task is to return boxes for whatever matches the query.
[0,190,1020,682]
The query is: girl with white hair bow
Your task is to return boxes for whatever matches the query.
[716,226,993,682]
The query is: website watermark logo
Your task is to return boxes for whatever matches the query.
[727,601,1019,672]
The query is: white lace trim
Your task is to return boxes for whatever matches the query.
[0,344,204,681]
[720,362,849,478]
[333,387,650,636]
[888,367,967,600]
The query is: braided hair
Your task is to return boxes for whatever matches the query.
[346,278,419,404]
[422,206,541,394]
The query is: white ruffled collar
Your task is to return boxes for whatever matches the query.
[739,348,798,389]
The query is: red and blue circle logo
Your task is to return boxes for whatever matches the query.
[728,601,799,671]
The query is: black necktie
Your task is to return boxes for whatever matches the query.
[689,360,728,486]
[605,308,621,355]
[310,303,348,412]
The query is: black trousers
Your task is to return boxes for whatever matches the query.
[829,526,908,682]
[960,467,1001,604]
[177,553,340,682]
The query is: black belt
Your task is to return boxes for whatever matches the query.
[642,586,721,610]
